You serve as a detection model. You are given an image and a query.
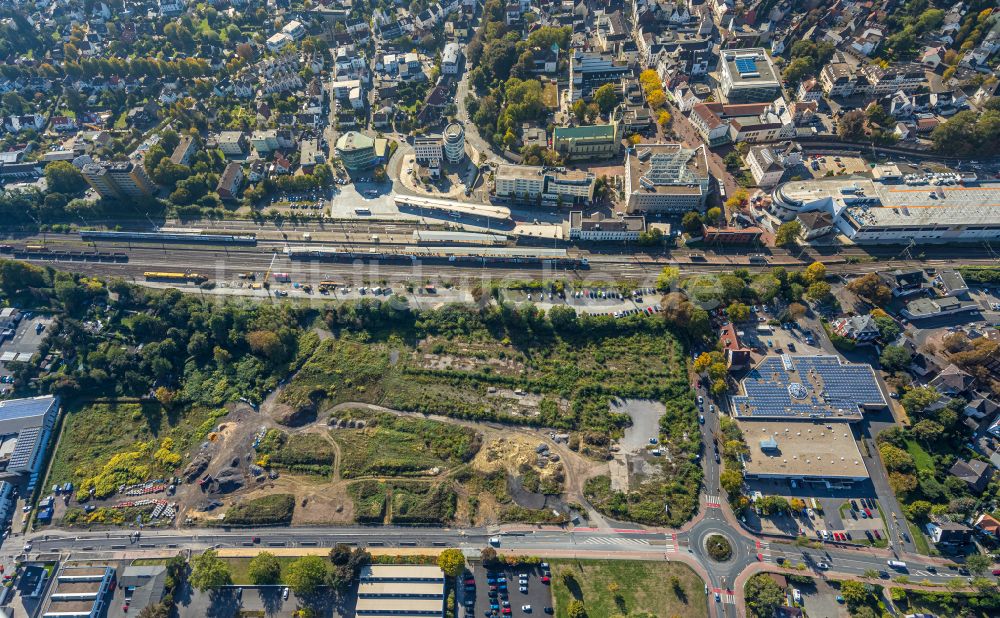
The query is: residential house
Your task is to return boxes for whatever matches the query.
[950,459,992,493]
[830,315,880,342]
[965,397,999,421]
[930,364,975,397]
[797,211,836,241]
[720,323,751,371]
[216,162,243,201]
[974,513,1000,540]
[925,520,972,548]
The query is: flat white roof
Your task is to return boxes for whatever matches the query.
[360,565,444,581]
[776,177,1000,228]
[739,419,869,480]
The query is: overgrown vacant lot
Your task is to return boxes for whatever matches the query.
[550,559,707,618]
[256,430,337,476]
[283,306,687,434]
[331,408,481,478]
[48,402,227,498]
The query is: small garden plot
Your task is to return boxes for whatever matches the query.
[256,430,336,475]
[224,494,295,526]
[331,409,481,479]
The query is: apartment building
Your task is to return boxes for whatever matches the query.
[82,161,157,199]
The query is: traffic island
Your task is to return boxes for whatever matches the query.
[705,534,734,562]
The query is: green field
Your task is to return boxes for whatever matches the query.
[224,555,317,585]
[257,430,337,475]
[904,439,934,474]
[331,409,481,478]
[550,559,707,618]
[224,494,295,526]
[282,315,686,434]
[47,402,227,498]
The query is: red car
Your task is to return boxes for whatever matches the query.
[541,576,550,584]
[873,529,882,540]
[464,578,476,585]
[502,608,512,615]
[864,508,873,518]
[992,569,1000,576]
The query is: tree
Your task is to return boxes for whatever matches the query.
[656,266,680,291]
[880,346,911,372]
[682,211,704,235]
[804,262,826,285]
[839,580,868,607]
[906,499,933,521]
[879,443,915,473]
[646,89,666,110]
[889,471,918,495]
[285,555,327,596]
[190,549,231,591]
[838,110,867,141]
[437,549,465,577]
[782,56,814,83]
[726,302,750,323]
[706,206,722,224]
[44,161,87,195]
[965,552,992,576]
[720,469,743,495]
[328,544,370,589]
[774,221,802,247]
[248,551,281,585]
[480,546,498,565]
[901,386,940,417]
[847,273,891,305]
[566,600,587,618]
[744,573,784,618]
[805,281,831,303]
[657,110,671,126]
[592,83,619,115]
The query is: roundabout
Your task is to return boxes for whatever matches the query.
[705,533,734,562]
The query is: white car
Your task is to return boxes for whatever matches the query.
[23,543,31,552]
[521,605,532,613]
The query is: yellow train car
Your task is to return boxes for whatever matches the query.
[143,272,207,283]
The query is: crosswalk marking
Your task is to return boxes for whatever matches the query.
[577,537,651,547]
[704,494,721,508]
[664,533,678,553]
[711,588,736,604]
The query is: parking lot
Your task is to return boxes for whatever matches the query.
[0,313,54,383]
[805,154,870,178]
[460,562,553,617]
[749,492,888,547]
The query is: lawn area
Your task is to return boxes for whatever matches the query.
[224,556,308,585]
[46,402,228,498]
[904,439,934,474]
[909,521,931,555]
[549,559,707,618]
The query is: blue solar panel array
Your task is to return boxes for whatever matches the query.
[734,57,758,74]
[733,356,886,419]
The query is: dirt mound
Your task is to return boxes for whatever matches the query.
[182,454,211,482]
[472,436,564,494]
[209,468,245,494]
[272,402,316,427]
